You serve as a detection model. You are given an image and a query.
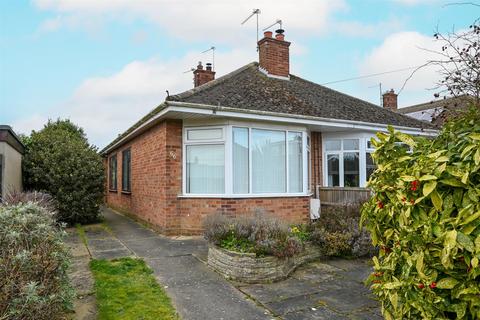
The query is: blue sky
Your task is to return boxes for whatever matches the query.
[0,0,476,147]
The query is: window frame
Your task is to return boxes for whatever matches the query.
[121,148,131,193]
[109,154,118,191]
[182,124,309,198]
[323,134,376,188]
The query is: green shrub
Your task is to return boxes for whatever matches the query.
[0,202,74,319]
[361,108,480,319]
[22,119,104,224]
[309,204,376,258]
[2,190,57,214]
[203,212,304,258]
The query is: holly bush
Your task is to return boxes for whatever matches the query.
[22,119,104,224]
[361,107,480,319]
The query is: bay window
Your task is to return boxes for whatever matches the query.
[183,125,308,196]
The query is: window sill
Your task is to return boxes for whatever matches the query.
[108,189,118,193]
[177,193,313,199]
[121,191,132,195]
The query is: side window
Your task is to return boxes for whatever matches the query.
[122,149,131,192]
[109,155,117,191]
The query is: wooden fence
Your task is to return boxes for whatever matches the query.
[316,186,372,205]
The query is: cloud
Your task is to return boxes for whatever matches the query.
[335,18,404,38]
[360,31,444,105]
[392,0,436,5]
[12,48,256,148]
[33,0,347,44]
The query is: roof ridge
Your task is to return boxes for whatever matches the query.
[168,62,258,101]
[398,94,471,113]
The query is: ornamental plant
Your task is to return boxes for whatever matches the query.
[22,119,104,224]
[361,107,480,319]
[0,202,74,319]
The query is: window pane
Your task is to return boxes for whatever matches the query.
[288,132,303,192]
[327,154,340,187]
[233,128,249,194]
[344,139,359,150]
[325,140,341,151]
[344,152,359,187]
[186,144,224,194]
[307,150,311,191]
[252,129,286,193]
[109,156,117,190]
[366,153,376,181]
[187,128,222,140]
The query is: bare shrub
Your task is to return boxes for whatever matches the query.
[1,190,57,215]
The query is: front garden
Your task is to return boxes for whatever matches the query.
[203,205,376,283]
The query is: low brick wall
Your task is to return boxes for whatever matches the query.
[208,244,322,283]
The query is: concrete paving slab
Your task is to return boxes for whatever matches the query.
[283,306,346,320]
[91,247,133,260]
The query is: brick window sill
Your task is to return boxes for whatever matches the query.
[121,191,132,195]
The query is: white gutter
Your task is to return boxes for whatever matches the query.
[101,101,437,154]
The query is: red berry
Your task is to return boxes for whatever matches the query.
[410,180,419,191]
[418,283,425,289]
[377,201,384,209]
[429,282,437,289]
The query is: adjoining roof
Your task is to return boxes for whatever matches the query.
[397,95,472,114]
[101,62,433,154]
[0,125,25,154]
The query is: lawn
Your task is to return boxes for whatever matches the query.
[90,257,178,320]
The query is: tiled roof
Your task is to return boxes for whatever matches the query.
[101,62,432,154]
[169,62,430,129]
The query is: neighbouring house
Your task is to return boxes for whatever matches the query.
[100,29,436,235]
[390,93,473,128]
[0,125,24,200]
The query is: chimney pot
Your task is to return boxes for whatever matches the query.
[206,63,212,71]
[264,31,273,38]
[275,33,285,41]
[197,61,203,70]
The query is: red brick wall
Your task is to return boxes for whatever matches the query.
[105,119,313,235]
[310,132,323,196]
[258,32,291,78]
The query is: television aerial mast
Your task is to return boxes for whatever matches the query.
[263,19,282,32]
[201,46,216,71]
[241,9,261,50]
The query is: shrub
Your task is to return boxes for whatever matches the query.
[203,212,304,258]
[0,202,74,319]
[1,190,57,214]
[309,204,376,258]
[22,119,104,224]
[361,108,480,319]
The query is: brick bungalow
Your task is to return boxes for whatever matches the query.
[100,29,435,235]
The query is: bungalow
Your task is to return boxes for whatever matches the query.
[0,125,24,200]
[100,29,436,235]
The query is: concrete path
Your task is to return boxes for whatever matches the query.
[73,207,380,320]
[100,208,273,320]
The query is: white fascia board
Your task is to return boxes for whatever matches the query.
[167,101,438,136]
[102,101,437,154]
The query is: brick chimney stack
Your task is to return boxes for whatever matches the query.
[258,29,291,78]
[383,89,398,111]
[193,61,215,87]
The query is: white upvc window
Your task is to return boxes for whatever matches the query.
[184,127,225,195]
[323,134,376,188]
[183,124,309,197]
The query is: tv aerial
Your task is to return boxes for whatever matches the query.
[241,9,261,50]
[263,19,283,32]
[201,46,216,71]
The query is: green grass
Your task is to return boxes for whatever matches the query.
[75,223,88,247]
[90,257,178,320]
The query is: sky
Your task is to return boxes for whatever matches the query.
[0,0,477,148]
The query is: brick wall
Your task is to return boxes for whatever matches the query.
[105,119,314,235]
[310,132,323,196]
[258,31,291,78]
